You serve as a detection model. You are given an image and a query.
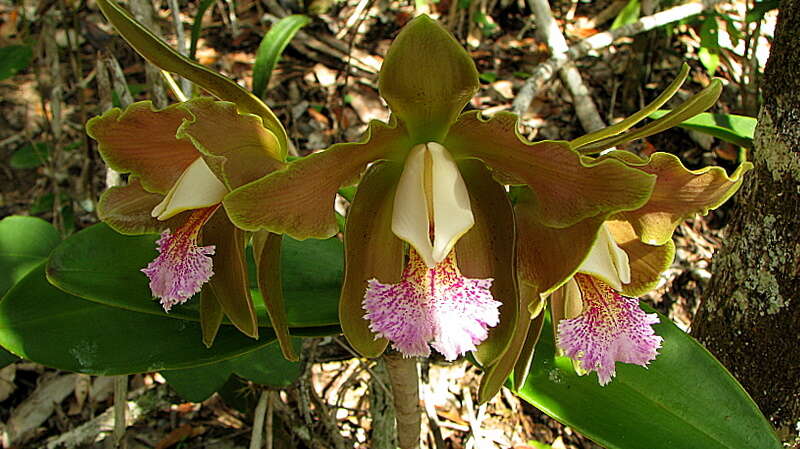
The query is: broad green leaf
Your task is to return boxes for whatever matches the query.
[611,0,640,30]
[0,263,275,375]
[162,339,302,402]
[649,110,756,149]
[9,143,51,169]
[0,216,61,296]
[94,0,289,156]
[188,0,216,59]
[699,15,720,76]
[576,79,723,154]
[0,45,33,80]
[252,15,311,99]
[0,348,17,369]
[571,64,689,150]
[46,222,341,328]
[514,307,781,449]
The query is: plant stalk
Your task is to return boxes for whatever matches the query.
[384,353,421,449]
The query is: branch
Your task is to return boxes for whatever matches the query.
[513,0,727,118]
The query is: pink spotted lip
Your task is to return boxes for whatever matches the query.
[362,248,501,361]
[141,205,220,311]
[557,273,663,385]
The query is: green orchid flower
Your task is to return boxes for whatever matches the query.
[87,0,296,359]
[224,15,657,368]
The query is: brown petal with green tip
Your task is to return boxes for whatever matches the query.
[512,304,546,391]
[606,220,676,298]
[253,231,298,361]
[87,102,198,194]
[340,162,404,357]
[177,99,286,190]
[515,187,606,296]
[201,209,258,338]
[225,119,409,239]
[97,178,187,235]
[455,160,518,369]
[608,152,752,245]
[446,112,656,228]
[200,287,224,347]
[378,15,479,143]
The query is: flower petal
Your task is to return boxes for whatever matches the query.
[446,111,656,228]
[607,151,752,245]
[606,220,676,298]
[379,15,479,143]
[95,0,289,154]
[455,159,517,368]
[141,205,220,311]
[391,143,474,267]
[201,209,259,338]
[225,119,409,239]
[578,223,631,291]
[200,287,224,347]
[363,248,500,360]
[556,274,663,386]
[177,99,286,189]
[87,101,198,194]
[98,178,185,235]
[151,157,228,220]
[514,187,606,295]
[340,162,404,357]
[252,231,298,361]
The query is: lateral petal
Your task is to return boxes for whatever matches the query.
[225,119,409,239]
[341,162,404,357]
[606,219,676,298]
[98,178,185,235]
[446,112,656,228]
[87,101,198,194]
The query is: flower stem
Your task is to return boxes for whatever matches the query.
[384,352,421,449]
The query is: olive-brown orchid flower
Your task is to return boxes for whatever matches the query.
[224,15,657,368]
[87,0,295,358]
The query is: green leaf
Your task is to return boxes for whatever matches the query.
[571,64,689,150]
[9,143,51,169]
[0,263,275,375]
[514,307,781,449]
[188,0,216,60]
[94,0,289,156]
[699,16,720,75]
[576,79,723,154]
[746,0,779,22]
[0,216,61,297]
[611,0,640,30]
[162,339,302,402]
[0,45,33,80]
[46,222,341,328]
[648,110,757,149]
[252,15,311,99]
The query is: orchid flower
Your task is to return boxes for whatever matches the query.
[87,0,297,358]
[506,98,752,386]
[224,15,656,367]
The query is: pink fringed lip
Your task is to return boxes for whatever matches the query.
[557,273,663,386]
[141,205,220,311]
[362,249,501,361]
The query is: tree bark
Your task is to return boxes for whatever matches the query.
[692,0,800,442]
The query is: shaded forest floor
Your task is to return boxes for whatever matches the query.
[0,0,775,447]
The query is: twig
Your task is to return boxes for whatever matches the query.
[250,389,269,449]
[112,376,128,448]
[129,0,169,108]
[166,0,192,96]
[265,391,274,449]
[421,383,446,449]
[513,0,727,117]
[527,0,605,133]
[384,353,421,449]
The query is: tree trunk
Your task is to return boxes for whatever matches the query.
[692,0,800,442]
